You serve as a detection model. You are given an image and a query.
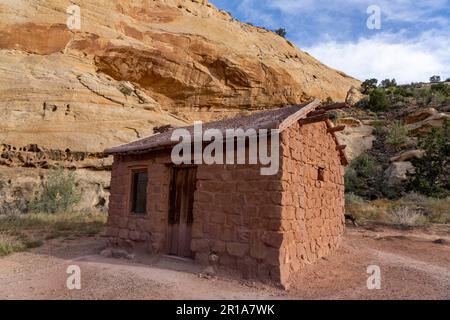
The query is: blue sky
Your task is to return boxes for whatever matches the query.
[209,0,450,83]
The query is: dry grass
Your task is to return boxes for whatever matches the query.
[388,206,428,227]
[345,193,386,222]
[0,234,25,256]
[345,192,450,226]
[0,212,106,256]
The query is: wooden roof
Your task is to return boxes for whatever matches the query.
[105,99,348,165]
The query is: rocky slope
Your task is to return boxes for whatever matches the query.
[0,0,360,211]
[338,83,449,199]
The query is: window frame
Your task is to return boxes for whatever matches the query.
[129,168,149,216]
[317,166,325,182]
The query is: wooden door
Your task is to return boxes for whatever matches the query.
[167,166,197,258]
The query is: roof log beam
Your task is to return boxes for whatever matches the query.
[317,102,349,111]
[298,114,330,126]
[327,125,346,133]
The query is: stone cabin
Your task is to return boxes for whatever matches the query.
[104,99,349,288]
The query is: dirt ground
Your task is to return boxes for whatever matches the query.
[0,224,449,300]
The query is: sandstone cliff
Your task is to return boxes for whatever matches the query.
[0,0,360,211]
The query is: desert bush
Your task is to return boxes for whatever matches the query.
[429,75,441,83]
[430,83,450,96]
[345,192,364,205]
[344,153,378,194]
[430,91,447,106]
[401,192,428,204]
[370,120,387,136]
[380,78,397,89]
[355,97,369,109]
[352,153,376,177]
[383,193,450,224]
[388,206,428,227]
[344,168,361,193]
[408,120,449,198]
[415,87,433,106]
[368,88,390,111]
[0,234,25,256]
[394,86,414,97]
[28,168,81,214]
[118,83,133,96]
[361,78,378,94]
[274,28,287,38]
[328,111,338,122]
[386,121,408,150]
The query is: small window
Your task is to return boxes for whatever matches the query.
[131,170,148,215]
[317,167,325,182]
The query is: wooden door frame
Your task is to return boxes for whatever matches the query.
[166,165,197,258]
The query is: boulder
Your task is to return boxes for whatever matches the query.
[335,118,375,161]
[390,149,424,162]
[383,162,415,187]
[405,108,438,124]
[345,86,365,106]
[406,109,450,135]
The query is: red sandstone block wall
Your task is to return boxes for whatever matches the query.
[278,122,345,285]
[105,151,172,253]
[191,163,284,283]
[105,123,346,287]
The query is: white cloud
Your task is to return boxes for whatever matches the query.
[213,0,450,83]
[266,0,449,25]
[304,31,450,83]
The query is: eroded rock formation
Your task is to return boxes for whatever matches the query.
[0,0,360,212]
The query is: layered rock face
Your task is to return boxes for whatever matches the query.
[0,0,359,211]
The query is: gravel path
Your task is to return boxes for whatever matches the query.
[0,225,449,300]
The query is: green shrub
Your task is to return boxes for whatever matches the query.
[429,75,441,83]
[393,86,414,97]
[415,87,433,106]
[361,78,378,94]
[328,111,338,123]
[345,193,364,205]
[425,197,450,223]
[355,97,369,110]
[344,168,360,193]
[352,153,376,177]
[274,28,287,38]
[380,78,397,89]
[344,154,377,194]
[28,168,81,214]
[368,88,390,111]
[408,120,449,198]
[430,91,447,105]
[370,120,387,136]
[386,121,408,150]
[0,234,25,256]
[430,83,450,96]
[119,83,133,96]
